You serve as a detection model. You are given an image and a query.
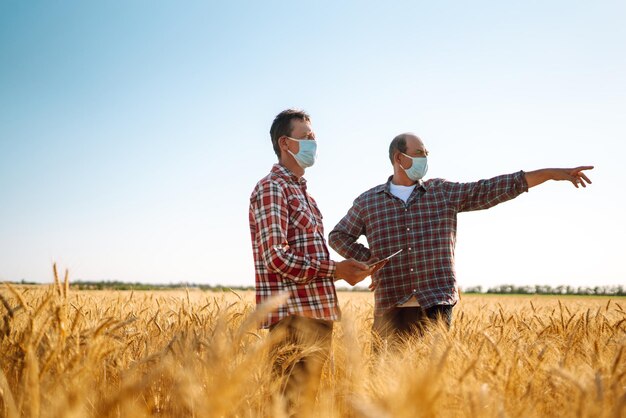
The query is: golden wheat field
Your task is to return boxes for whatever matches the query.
[1,274,625,418]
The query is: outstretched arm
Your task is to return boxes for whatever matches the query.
[525,166,594,189]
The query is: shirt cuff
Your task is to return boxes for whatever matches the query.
[317,259,336,279]
[518,170,530,192]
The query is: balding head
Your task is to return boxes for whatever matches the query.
[388,133,425,165]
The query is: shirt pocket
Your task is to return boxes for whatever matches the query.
[307,196,324,224]
[288,198,316,231]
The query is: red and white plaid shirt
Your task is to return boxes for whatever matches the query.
[329,171,528,316]
[249,164,340,328]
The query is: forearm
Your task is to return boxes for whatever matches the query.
[524,169,560,188]
[328,202,371,261]
[450,171,528,212]
[262,244,336,284]
[328,230,371,262]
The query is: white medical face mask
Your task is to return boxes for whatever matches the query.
[401,152,428,181]
[287,137,317,168]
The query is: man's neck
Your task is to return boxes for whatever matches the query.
[391,171,417,187]
[279,158,304,179]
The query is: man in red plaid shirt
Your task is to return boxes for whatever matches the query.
[329,133,593,342]
[249,109,372,410]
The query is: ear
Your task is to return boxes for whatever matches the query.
[278,136,289,151]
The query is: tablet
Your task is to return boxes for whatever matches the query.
[368,249,403,269]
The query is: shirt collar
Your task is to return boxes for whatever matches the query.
[272,163,306,185]
[377,175,427,195]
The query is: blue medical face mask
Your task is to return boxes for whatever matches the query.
[287,137,317,168]
[401,152,428,181]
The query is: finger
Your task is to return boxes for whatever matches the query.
[351,260,370,270]
[571,166,594,174]
[575,173,590,187]
[579,172,592,184]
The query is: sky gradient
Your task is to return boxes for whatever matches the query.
[1,1,625,289]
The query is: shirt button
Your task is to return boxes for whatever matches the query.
[413,289,417,292]
[410,268,414,272]
[406,228,410,231]
[405,208,408,212]
[408,247,411,251]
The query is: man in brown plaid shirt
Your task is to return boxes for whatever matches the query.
[329,133,593,342]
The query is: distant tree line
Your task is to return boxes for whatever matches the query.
[9,279,253,292]
[462,284,625,296]
[69,280,256,292]
[8,279,625,296]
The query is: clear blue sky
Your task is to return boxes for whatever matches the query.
[1,1,624,289]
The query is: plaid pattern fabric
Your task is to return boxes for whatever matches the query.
[249,164,340,328]
[329,171,528,316]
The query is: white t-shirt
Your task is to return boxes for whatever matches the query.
[389,182,417,203]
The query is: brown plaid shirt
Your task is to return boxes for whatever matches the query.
[329,171,528,316]
[249,164,340,328]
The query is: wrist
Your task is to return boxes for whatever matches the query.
[319,259,336,279]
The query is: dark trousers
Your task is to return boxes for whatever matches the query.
[269,315,333,413]
[372,304,453,344]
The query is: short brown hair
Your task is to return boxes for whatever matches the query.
[270,109,311,159]
[389,133,409,164]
